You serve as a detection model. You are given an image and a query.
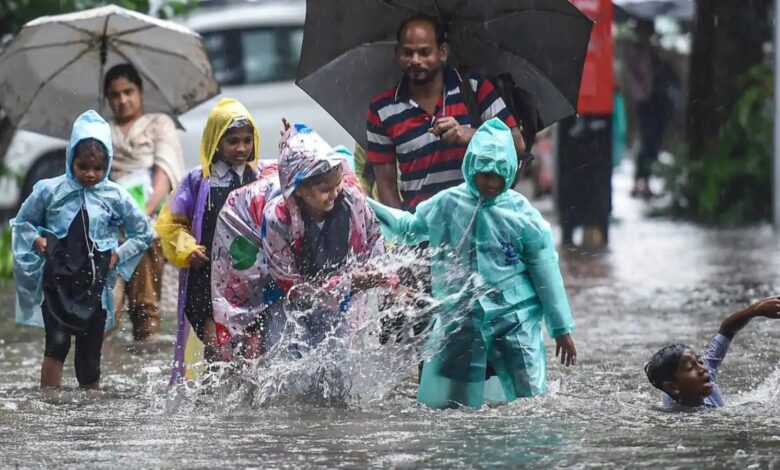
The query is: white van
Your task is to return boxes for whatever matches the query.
[0,0,354,210]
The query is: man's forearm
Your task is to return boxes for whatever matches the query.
[377,182,403,209]
[373,163,403,209]
[511,127,526,157]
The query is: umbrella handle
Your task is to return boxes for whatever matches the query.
[97,36,108,113]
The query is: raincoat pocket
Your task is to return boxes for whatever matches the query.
[477,279,536,320]
[500,280,536,307]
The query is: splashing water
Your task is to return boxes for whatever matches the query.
[5,182,780,468]
[166,247,492,411]
[733,362,780,406]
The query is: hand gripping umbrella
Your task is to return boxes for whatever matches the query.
[0,4,220,139]
[296,0,594,149]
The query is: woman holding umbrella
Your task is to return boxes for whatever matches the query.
[104,63,185,342]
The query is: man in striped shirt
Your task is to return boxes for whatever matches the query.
[366,15,524,211]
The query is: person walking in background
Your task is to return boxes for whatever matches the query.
[556,0,614,248]
[624,20,677,199]
[103,63,185,342]
[11,110,151,389]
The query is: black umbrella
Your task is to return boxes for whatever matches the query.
[296,0,594,148]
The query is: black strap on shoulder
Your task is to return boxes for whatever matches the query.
[457,68,482,129]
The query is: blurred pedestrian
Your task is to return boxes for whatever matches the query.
[624,21,677,198]
[557,0,614,247]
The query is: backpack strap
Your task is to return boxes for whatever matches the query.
[458,69,541,179]
[457,68,482,129]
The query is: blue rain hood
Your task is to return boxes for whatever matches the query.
[11,110,152,330]
[65,109,114,184]
[462,118,518,202]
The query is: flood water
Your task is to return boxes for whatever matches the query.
[2,171,780,468]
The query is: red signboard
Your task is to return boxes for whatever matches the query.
[571,0,614,115]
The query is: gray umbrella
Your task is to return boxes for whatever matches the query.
[296,0,593,148]
[0,5,219,139]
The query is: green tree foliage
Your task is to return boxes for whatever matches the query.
[0,1,194,38]
[664,65,772,225]
[687,0,771,161]
[0,226,10,281]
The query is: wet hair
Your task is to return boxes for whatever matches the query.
[222,120,254,137]
[227,117,252,130]
[396,15,448,46]
[103,63,143,95]
[72,138,108,168]
[300,164,342,188]
[644,344,689,393]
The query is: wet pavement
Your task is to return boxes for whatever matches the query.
[1,166,779,468]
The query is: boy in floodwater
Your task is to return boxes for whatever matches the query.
[367,118,577,409]
[645,296,780,409]
[11,110,151,390]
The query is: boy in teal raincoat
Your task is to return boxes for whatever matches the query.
[368,118,577,409]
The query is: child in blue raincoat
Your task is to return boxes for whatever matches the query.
[11,110,152,389]
[368,118,577,409]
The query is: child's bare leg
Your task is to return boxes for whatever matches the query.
[42,319,70,389]
[40,357,64,389]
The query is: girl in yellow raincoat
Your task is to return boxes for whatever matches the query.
[156,98,268,384]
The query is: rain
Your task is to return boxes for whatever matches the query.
[1,0,779,468]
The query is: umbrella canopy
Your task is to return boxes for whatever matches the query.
[0,4,219,139]
[296,0,593,148]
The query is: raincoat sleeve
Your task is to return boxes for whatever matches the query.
[113,187,154,281]
[156,172,205,268]
[352,145,377,198]
[520,207,574,338]
[365,196,435,246]
[362,196,385,258]
[10,180,49,316]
